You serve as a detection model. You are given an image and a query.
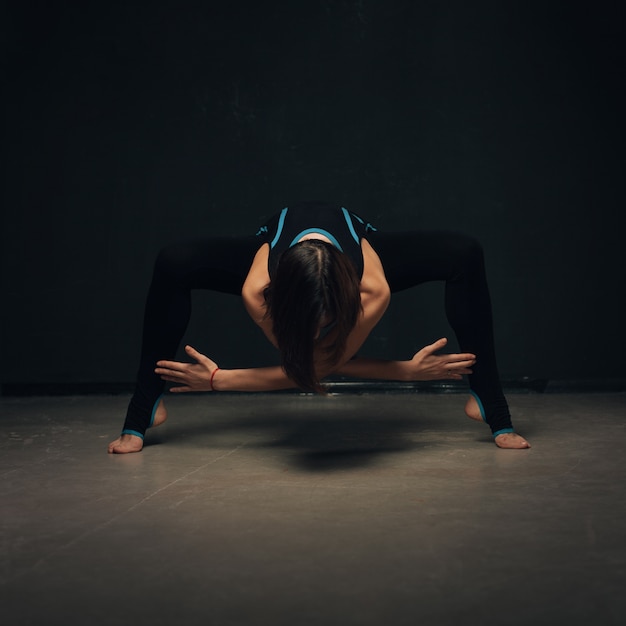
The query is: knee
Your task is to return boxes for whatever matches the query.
[450,234,485,276]
[461,235,484,263]
[153,243,189,281]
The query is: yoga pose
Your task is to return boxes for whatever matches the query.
[108,202,530,454]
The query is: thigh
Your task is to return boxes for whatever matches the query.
[366,230,478,293]
[156,235,262,295]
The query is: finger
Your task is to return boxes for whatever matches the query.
[420,337,448,356]
[184,345,203,360]
[448,353,476,363]
[447,361,474,373]
[156,359,188,371]
[169,385,192,393]
[158,374,187,384]
[155,366,185,378]
[450,359,476,368]
[444,358,476,370]
[185,344,218,369]
[445,366,473,378]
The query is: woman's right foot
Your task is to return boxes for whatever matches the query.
[151,398,168,428]
[108,399,168,454]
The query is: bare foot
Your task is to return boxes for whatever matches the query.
[108,433,144,454]
[464,395,484,422]
[464,395,530,449]
[151,398,168,428]
[494,432,531,449]
[107,399,168,454]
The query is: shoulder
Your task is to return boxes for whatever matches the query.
[360,239,391,311]
[241,243,270,323]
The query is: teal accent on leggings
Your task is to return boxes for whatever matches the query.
[121,429,145,440]
[149,394,164,428]
[469,391,487,423]
[469,391,514,439]
[492,428,515,437]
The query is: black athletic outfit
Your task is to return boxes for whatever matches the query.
[259,204,377,278]
[121,202,514,439]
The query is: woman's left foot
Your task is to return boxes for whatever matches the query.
[107,400,168,454]
[464,395,530,448]
[464,395,484,422]
[494,432,530,449]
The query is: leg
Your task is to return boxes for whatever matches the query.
[108,235,261,454]
[368,230,529,448]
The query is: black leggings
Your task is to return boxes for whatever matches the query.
[121,232,513,438]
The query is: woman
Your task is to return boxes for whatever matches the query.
[108,202,530,454]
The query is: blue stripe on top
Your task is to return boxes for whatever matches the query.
[341,207,361,244]
[270,208,289,249]
[289,229,343,251]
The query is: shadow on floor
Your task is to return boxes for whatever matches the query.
[143,407,439,470]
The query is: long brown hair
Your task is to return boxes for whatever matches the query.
[264,240,362,392]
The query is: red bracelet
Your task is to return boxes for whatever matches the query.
[210,368,220,391]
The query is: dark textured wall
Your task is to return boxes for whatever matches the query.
[2,0,625,389]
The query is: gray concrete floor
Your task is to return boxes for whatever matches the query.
[1,391,625,626]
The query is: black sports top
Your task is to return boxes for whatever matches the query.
[255,203,377,278]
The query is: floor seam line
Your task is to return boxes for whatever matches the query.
[14,440,250,582]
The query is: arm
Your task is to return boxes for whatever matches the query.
[157,242,392,392]
[160,240,454,392]
[155,345,297,393]
[156,286,389,394]
[226,238,393,387]
[155,337,476,394]
[215,270,391,390]
[336,338,476,382]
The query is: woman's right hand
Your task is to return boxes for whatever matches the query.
[405,338,476,381]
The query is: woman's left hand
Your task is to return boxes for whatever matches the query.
[155,345,219,392]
